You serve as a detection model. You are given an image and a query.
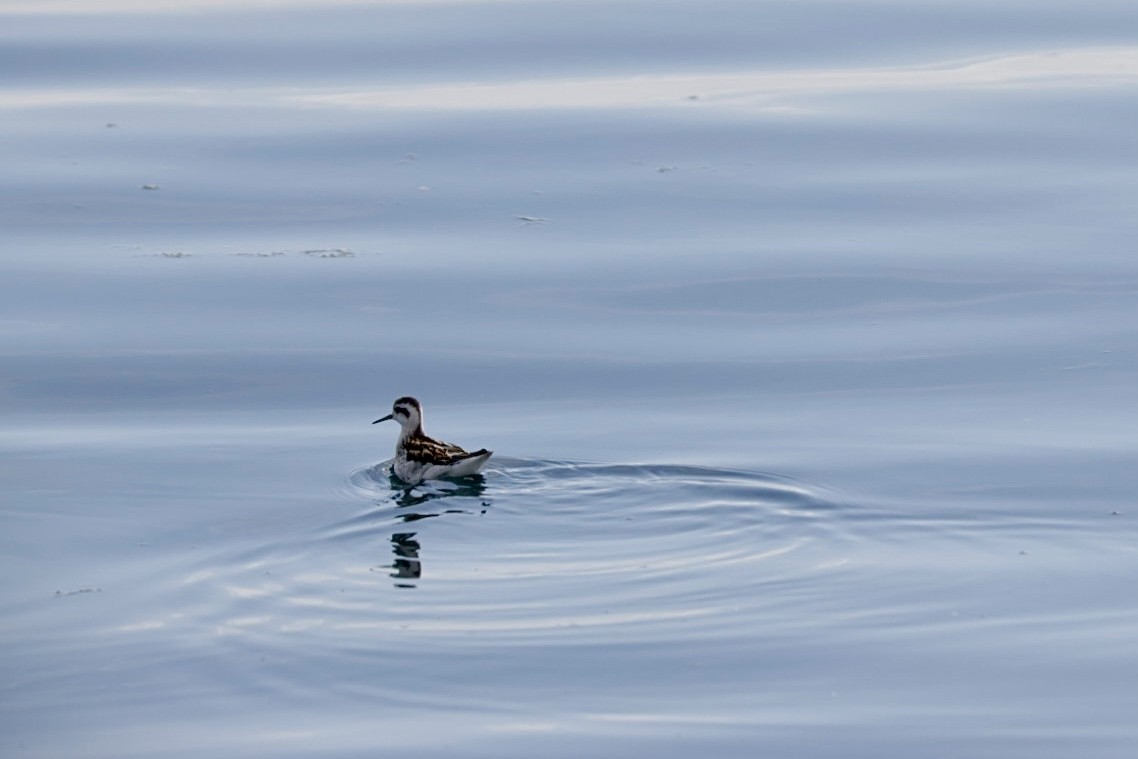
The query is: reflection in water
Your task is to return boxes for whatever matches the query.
[389,472,487,507]
[389,532,421,588]
[384,472,489,588]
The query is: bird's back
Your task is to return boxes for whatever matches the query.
[393,431,493,483]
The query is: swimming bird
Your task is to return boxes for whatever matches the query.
[372,396,493,484]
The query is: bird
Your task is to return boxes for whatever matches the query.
[372,396,493,484]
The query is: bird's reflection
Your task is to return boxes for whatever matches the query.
[389,532,421,588]
[383,473,488,588]
[389,472,487,511]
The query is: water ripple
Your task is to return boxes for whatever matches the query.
[173,459,850,656]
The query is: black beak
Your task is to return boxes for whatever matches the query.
[372,414,394,424]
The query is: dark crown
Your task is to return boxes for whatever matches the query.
[393,396,420,412]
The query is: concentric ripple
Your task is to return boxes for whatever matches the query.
[176,458,853,662]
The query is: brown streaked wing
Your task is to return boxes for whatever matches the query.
[403,434,469,463]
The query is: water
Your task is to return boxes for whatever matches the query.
[3,1,1138,756]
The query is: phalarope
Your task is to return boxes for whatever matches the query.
[373,396,493,484]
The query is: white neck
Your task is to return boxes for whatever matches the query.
[397,421,423,439]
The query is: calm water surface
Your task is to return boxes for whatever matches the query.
[2,1,1137,757]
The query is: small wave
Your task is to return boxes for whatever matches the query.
[320,458,849,603]
[337,457,841,535]
[161,457,854,685]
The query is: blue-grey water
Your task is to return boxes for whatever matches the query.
[3,1,1138,757]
